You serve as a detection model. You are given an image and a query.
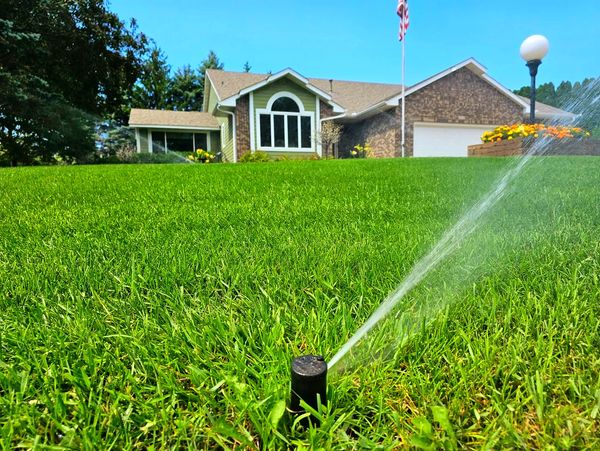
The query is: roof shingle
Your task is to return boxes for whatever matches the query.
[206,69,403,115]
[129,109,220,129]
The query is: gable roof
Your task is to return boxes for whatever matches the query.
[206,69,268,101]
[308,77,402,116]
[205,59,543,120]
[207,68,346,112]
[344,58,573,120]
[129,109,220,130]
[382,58,529,112]
[206,68,401,115]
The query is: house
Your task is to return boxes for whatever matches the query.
[128,58,574,161]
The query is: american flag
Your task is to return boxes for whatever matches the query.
[397,0,410,41]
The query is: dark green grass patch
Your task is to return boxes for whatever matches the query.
[1,158,599,448]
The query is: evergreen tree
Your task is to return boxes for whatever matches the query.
[169,65,203,111]
[132,46,171,110]
[556,81,573,107]
[514,77,599,136]
[535,82,557,106]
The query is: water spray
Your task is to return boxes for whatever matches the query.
[290,355,327,424]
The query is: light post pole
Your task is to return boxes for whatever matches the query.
[520,35,549,124]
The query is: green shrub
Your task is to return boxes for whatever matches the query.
[127,152,186,164]
[240,151,270,163]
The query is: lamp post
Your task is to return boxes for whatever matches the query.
[519,35,549,124]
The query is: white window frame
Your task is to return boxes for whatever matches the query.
[149,129,211,153]
[255,91,315,152]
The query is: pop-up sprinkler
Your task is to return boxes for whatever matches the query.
[290,355,327,424]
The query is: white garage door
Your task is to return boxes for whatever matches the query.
[413,123,495,157]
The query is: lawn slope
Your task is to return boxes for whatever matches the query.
[1,158,599,448]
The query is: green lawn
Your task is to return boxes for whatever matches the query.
[1,158,599,449]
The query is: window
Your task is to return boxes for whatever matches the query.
[257,93,313,151]
[194,133,208,150]
[259,115,271,147]
[273,115,285,147]
[152,131,166,153]
[166,132,193,152]
[272,96,300,112]
[152,131,209,153]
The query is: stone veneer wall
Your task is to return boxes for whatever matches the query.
[235,95,251,160]
[339,112,399,158]
[403,67,523,156]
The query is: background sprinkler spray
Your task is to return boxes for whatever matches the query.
[290,355,327,423]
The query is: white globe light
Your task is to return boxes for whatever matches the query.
[520,35,549,61]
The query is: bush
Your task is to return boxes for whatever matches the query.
[130,152,189,164]
[116,144,137,162]
[240,151,270,163]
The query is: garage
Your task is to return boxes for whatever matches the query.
[413,122,496,157]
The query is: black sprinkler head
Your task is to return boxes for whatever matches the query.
[290,355,327,422]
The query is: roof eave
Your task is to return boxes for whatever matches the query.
[129,124,221,131]
[217,68,345,112]
[524,110,577,120]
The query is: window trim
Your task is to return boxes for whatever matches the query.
[256,92,315,152]
[149,129,211,153]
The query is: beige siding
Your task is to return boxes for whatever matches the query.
[210,131,221,157]
[206,80,219,114]
[139,129,148,153]
[216,111,234,162]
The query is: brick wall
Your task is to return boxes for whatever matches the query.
[235,95,251,160]
[403,67,523,156]
[339,111,399,158]
[336,67,524,158]
[320,100,333,119]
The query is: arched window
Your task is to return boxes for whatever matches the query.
[271,96,300,112]
[257,92,313,150]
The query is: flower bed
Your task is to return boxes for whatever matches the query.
[469,123,597,157]
[481,124,590,143]
[187,148,216,163]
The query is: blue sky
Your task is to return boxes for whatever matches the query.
[110,0,599,90]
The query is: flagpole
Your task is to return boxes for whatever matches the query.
[401,36,406,158]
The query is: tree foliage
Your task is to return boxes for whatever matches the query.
[132,46,171,110]
[169,65,203,111]
[514,77,600,135]
[131,49,225,112]
[0,0,147,165]
[318,121,344,158]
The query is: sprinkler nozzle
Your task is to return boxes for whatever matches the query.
[290,355,327,423]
